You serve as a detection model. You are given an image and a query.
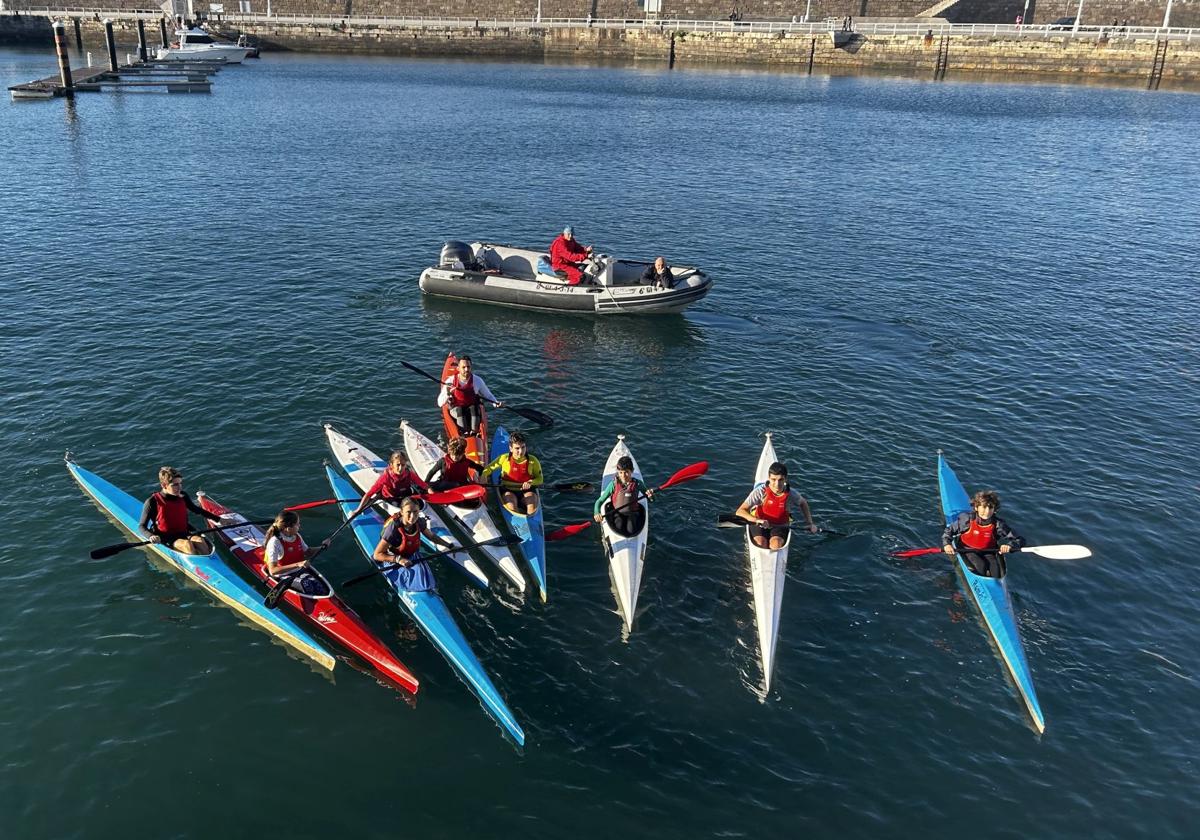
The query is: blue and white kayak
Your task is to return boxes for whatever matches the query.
[324,465,525,746]
[490,425,548,602]
[937,451,1045,733]
[66,456,336,671]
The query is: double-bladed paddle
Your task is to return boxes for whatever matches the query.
[89,519,272,560]
[287,485,485,512]
[714,513,843,536]
[891,544,1092,560]
[546,461,709,542]
[340,534,522,588]
[400,360,553,429]
[262,507,376,608]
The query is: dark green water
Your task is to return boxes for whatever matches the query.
[2,48,1198,839]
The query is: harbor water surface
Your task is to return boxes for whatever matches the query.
[1,47,1198,839]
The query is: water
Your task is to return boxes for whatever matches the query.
[2,47,1199,838]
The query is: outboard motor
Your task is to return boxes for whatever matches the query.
[439,241,474,269]
[590,254,616,287]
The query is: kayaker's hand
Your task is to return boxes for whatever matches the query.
[148,535,161,544]
[999,544,1012,554]
[756,518,768,528]
[320,539,332,550]
[493,401,503,408]
[646,489,656,500]
[943,545,955,555]
[521,480,532,490]
[807,523,819,534]
[593,513,604,523]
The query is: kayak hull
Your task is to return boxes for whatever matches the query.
[937,451,1045,733]
[491,425,548,602]
[66,458,335,671]
[746,433,789,693]
[599,435,648,632]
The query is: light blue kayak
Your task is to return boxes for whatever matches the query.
[66,456,335,671]
[490,425,548,602]
[324,466,525,746]
[937,451,1045,733]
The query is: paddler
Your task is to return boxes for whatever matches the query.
[593,455,654,537]
[138,466,223,555]
[346,450,429,521]
[481,430,543,514]
[437,355,503,438]
[262,510,331,596]
[424,438,483,493]
[735,462,817,549]
[942,489,1025,578]
[372,497,454,591]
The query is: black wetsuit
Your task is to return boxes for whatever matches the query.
[942,512,1025,579]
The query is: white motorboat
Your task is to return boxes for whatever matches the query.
[156,29,252,63]
[419,242,713,315]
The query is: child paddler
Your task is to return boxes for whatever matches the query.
[262,510,331,596]
[424,438,483,493]
[346,450,428,521]
[138,466,222,555]
[942,489,1025,579]
[437,355,503,437]
[372,498,454,591]
[481,430,543,514]
[735,462,817,549]
[593,455,654,538]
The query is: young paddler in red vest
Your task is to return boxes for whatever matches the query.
[346,450,429,522]
[262,510,332,596]
[372,498,454,591]
[593,455,654,538]
[424,438,483,493]
[437,355,503,437]
[735,462,817,550]
[138,466,223,555]
[482,430,543,515]
[941,489,1025,578]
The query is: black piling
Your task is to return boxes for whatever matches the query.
[137,19,148,62]
[53,20,75,97]
[160,17,170,49]
[103,19,118,73]
[668,34,676,68]
[808,38,816,74]
[73,17,83,50]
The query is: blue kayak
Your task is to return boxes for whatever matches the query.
[66,456,335,671]
[324,466,525,746]
[937,451,1045,733]
[490,425,548,602]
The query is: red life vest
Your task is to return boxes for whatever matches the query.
[450,374,476,408]
[611,476,639,511]
[960,516,997,551]
[754,485,791,526]
[386,520,422,559]
[442,455,474,484]
[373,467,422,501]
[505,456,531,484]
[153,492,189,534]
[277,534,307,566]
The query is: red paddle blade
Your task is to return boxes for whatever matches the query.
[423,484,486,505]
[659,461,709,490]
[284,498,346,512]
[890,547,943,558]
[546,521,595,542]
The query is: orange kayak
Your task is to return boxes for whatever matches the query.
[440,351,488,464]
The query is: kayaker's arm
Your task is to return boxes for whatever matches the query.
[423,461,444,484]
[736,486,767,526]
[593,481,615,520]
[372,523,413,567]
[421,522,454,551]
[436,377,453,408]
[473,375,502,407]
[347,488,381,522]
[795,493,817,533]
[183,492,221,525]
[994,516,1025,553]
[138,496,161,540]
[527,456,544,489]
[942,512,971,554]
[480,454,506,481]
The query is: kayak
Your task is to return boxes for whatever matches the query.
[196,492,419,694]
[324,464,525,746]
[401,420,527,593]
[746,433,789,693]
[937,451,1045,733]
[490,425,548,602]
[323,424,488,589]
[598,435,648,632]
[66,456,335,672]
[440,351,489,464]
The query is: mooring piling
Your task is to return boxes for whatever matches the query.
[53,21,75,98]
[73,17,83,50]
[159,17,169,50]
[103,20,118,73]
[137,19,148,63]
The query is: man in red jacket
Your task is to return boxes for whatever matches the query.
[549,225,592,285]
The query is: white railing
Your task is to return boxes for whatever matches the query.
[3,10,1196,43]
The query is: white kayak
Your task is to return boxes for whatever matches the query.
[323,424,488,589]
[599,435,649,632]
[746,432,789,693]
[400,420,527,594]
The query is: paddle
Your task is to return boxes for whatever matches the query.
[290,485,485,512]
[468,480,594,493]
[340,534,522,588]
[400,360,553,430]
[546,461,709,542]
[715,513,841,536]
[89,519,272,560]
[891,544,1092,560]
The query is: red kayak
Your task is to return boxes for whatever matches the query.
[197,492,419,695]
[440,351,489,464]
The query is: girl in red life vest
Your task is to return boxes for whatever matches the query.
[593,455,654,538]
[436,355,503,437]
[262,510,332,596]
[347,450,429,522]
[138,466,222,555]
[735,462,817,550]
[424,437,483,494]
[372,498,453,592]
[942,489,1025,579]
[482,430,543,514]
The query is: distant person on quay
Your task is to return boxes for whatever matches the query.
[550,225,593,285]
[942,489,1025,579]
[640,256,675,289]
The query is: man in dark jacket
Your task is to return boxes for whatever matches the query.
[640,256,675,289]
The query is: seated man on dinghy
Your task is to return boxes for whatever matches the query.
[640,256,675,290]
[482,430,543,515]
[594,455,654,537]
[425,438,484,497]
[346,450,429,521]
[263,510,331,596]
[138,466,223,555]
[437,354,502,437]
[942,489,1024,579]
[549,225,593,286]
[373,498,454,591]
[735,462,817,549]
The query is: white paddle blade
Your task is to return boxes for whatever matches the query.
[1022,544,1092,560]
